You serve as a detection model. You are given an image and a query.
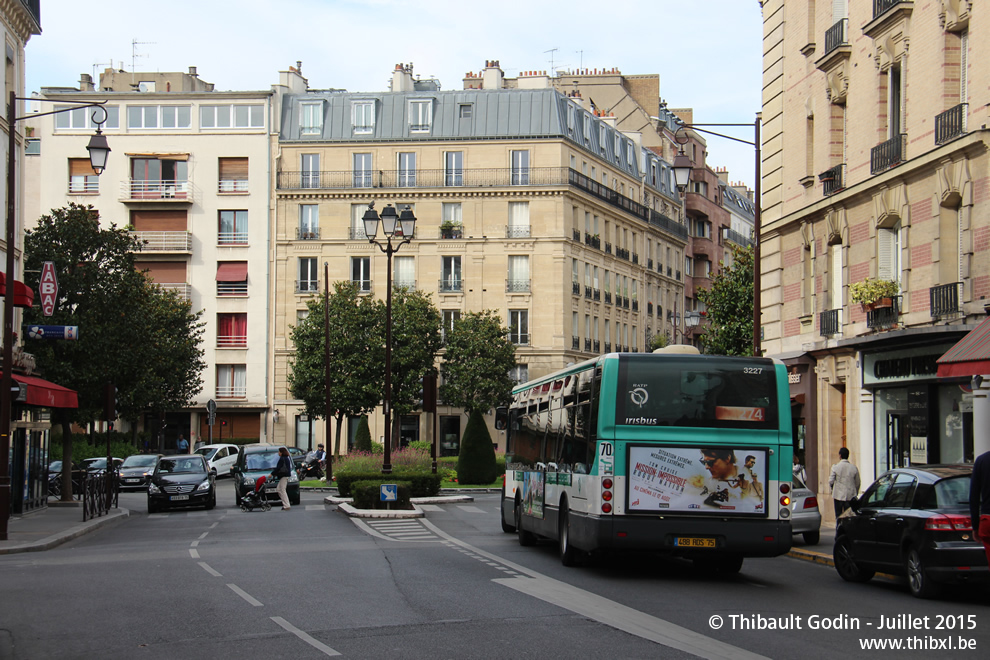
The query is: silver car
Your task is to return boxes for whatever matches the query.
[790,476,822,545]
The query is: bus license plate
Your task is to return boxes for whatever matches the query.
[170,495,189,501]
[675,537,716,548]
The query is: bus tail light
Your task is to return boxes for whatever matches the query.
[602,478,613,514]
[780,495,791,507]
[602,490,612,501]
[603,478,613,489]
[602,502,612,513]
[779,482,790,495]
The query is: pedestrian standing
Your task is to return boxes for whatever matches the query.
[271,447,293,510]
[828,447,861,518]
[176,433,189,453]
[970,449,990,566]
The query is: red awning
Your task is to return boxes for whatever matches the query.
[937,316,990,378]
[1,372,79,408]
[0,272,35,308]
[216,262,248,282]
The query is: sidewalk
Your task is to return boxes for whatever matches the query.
[787,524,835,567]
[0,504,129,555]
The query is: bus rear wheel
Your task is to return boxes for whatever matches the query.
[515,496,536,546]
[558,502,580,567]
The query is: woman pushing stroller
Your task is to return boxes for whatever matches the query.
[271,446,294,511]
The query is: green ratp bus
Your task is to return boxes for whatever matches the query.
[497,347,794,573]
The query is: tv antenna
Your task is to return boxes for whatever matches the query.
[132,39,156,72]
[544,47,558,74]
[575,50,584,70]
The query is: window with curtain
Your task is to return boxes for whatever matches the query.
[301,153,320,188]
[509,364,529,384]
[441,256,462,292]
[217,313,247,347]
[829,242,843,310]
[394,256,415,289]
[445,151,463,186]
[218,210,248,245]
[301,103,323,135]
[510,150,530,185]
[441,202,462,226]
[298,257,318,293]
[508,202,530,238]
[351,204,368,239]
[410,99,432,132]
[217,364,247,398]
[299,205,319,239]
[507,256,529,292]
[352,101,374,134]
[878,225,901,283]
[351,257,371,292]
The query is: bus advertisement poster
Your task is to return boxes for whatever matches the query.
[627,446,767,514]
[521,471,545,518]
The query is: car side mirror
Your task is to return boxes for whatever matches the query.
[230,466,240,474]
[849,496,861,511]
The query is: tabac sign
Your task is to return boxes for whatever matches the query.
[40,261,57,317]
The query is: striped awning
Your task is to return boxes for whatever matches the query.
[937,316,990,378]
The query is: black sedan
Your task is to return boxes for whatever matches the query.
[147,455,216,513]
[833,465,988,598]
[117,454,161,492]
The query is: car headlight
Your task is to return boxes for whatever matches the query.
[148,482,161,494]
[243,476,256,488]
[196,479,211,492]
[289,473,299,483]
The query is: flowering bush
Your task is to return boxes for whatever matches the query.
[850,278,899,305]
[335,447,432,474]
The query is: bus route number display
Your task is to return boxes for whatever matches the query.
[599,442,614,476]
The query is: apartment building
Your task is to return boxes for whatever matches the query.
[25,67,274,448]
[270,62,688,452]
[761,0,989,508]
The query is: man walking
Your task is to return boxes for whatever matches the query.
[970,449,990,566]
[828,447,860,518]
[176,433,189,453]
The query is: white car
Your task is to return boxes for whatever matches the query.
[194,444,240,478]
[790,476,822,545]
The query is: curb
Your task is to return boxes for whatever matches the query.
[0,508,130,555]
[324,494,474,518]
[787,547,834,567]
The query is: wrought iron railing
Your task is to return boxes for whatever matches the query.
[605,242,612,254]
[593,340,601,353]
[584,233,601,249]
[866,296,901,330]
[873,0,903,20]
[440,226,463,239]
[584,286,593,300]
[584,339,592,352]
[440,279,463,293]
[820,308,841,336]
[573,229,581,242]
[506,225,531,238]
[393,279,417,291]
[824,18,849,55]
[819,163,846,196]
[506,279,531,293]
[296,227,321,240]
[930,282,961,318]
[572,281,581,296]
[871,134,906,174]
[604,291,612,304]
[296,280,319,294]
[121,179,193,202]
[572,336,580,350]
[935,103,967,145]
[604,342,611,353]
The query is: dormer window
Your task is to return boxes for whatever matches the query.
[410,99,432,133]
[352,101,375,134]
[301,102,323,135]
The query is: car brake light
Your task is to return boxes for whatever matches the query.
[779,483,790,494]
[804,497,818,509]
[925,514,971,531]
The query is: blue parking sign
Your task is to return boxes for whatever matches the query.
[380,484,397,501]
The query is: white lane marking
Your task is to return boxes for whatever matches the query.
[227,584,263,607]
[190,540,200,548]
[418,518,768,660]
[198,562,222,577]
[496,577,767,660]
[198,532,209,540]
[209,522,219,529]
[270,616,341,656]
[456,505,485,513]
[189,549,200,559]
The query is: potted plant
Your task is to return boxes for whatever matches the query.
[850,278,899,311]
[440,220,461,239]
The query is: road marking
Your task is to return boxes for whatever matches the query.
[270,616,341,656]
[209,522,219,529]
[351,518,442,542]
[189,549,200,559]
[456,505,485,513]
[227,584,263,607]
[190,540,200,548]
[198,562,222,577]
[418,518,768,660]
[198,532,209,540]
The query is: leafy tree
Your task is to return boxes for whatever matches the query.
[696,243,755,356]
[387,287,442,431]
[647,332,669,352]
[288,282,384,457]
[456,410,497,485]
[354,416,372,452]
[440,310,515,416]
[23,203,204,496]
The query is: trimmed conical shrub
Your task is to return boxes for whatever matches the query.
[354,416,372,452]
[456,410,497,485]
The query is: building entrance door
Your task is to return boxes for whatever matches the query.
[886,410,910,468]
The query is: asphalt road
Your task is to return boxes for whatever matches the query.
[0,485,986,660]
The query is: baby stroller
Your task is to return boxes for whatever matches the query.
[240,475,273,512]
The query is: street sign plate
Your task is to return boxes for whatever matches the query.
[26,325,79,340]
[380,484,397,501]
[41,261,58,317]
[206,399,217,414]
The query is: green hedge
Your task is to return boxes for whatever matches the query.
[438,455,506,477]
[351,480,413,509]
[336,470,441,498]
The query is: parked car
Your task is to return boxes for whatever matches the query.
[47,460,82,496]
[147,454,216,513]
[117,454,161,491]
[790,475,822,545]
[194,443,240,478]
[80,457,124,473]
[833,465,989,598]
[231,444,300,507]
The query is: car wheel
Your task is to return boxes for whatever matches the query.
[833,535,875,583]
[803,531,820,545]
[290,492,301,506]
[558,501,580,567]
[500,495,516,533]
[205,492,216,510]
[515,496,536,547]
[906,548,940,599]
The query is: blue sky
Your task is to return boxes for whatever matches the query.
[26,0,763,188]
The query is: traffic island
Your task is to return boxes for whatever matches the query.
[324,493,474,519]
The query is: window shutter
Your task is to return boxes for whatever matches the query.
[69,158,96,176]
[219,157,248,180]
[877,229,894,281]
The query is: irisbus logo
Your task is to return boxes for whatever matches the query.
[625,417,658,425]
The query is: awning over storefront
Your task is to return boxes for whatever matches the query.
[0,272,35,308]
[937,316,990,378]
[1,372,78,408]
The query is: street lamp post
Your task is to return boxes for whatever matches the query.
[363,202,416,474]
[0,94,110,540]
[324,260,333,483]
[670,116,761,356]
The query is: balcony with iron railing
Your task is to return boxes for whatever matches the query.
[632,253,639,265]
[824,18,849,55]
[511,333,530,346]
[130,231,193,253]
[819,163,846,197]
[632,300,639,312]
[647,302,654,317]
[935,104,967,146]
[440,225,463,239]
[604,342,612,353]
[873,0,906,20]
[572,281,581,296]
[217,334,247,348]
[216,385,247,399]
[647,258,654,270]
[604,291,612,304]
[584,339,592,352]
[68,180,99,194]
[820,308,841,336]
[866,296,901,330]
[865,0,914,38]
[506,225,531,239]
[605,242,612,254]
[393,279,417,291]
[572,336,580,350]
[593,340,601,353]
[440,279,463,294]
[584,233,601,249]
[296,227,321,240]
[506,279,531,293]
[584,286,593,300]
[120,179,194,203]
[351,280,373,294]
[154,282,191,301]
[573,229,581,242]
[930,282,961,318]
[616,247,630,261]
[871,134,906,174]
[593,288,600,301]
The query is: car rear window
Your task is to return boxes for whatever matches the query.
[158,458,206,474]
[914,475,971,509]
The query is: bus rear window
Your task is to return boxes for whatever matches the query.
[615,355,778,429]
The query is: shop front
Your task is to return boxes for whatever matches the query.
[780,353,818,490]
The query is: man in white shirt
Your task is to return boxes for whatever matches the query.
[828,447,861,518]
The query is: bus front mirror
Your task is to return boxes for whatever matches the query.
[494,407,508,430]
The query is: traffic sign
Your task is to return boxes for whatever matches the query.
[40,261,58,317]
[380,484,397,502]
[206,399,217,414]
